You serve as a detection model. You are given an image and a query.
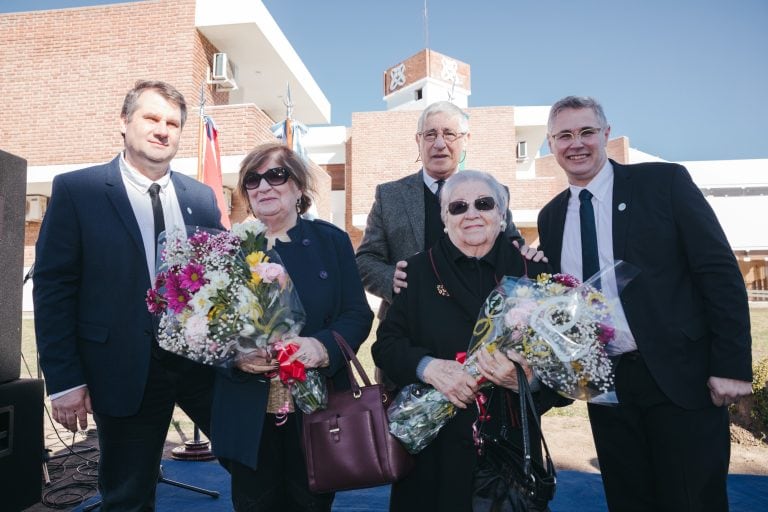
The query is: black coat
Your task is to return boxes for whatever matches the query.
[373,234,567,512]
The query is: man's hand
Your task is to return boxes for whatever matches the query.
[707,376,752,407]
[422,359,479,409]
[393,260,408,294]
[512,240,548,263]
[51,387,92,433]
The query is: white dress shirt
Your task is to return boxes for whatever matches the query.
[119,153,186,281]
[560,161,637,355]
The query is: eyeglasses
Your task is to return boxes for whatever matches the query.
[447,196,496,215]
[418,129,467,144]
[243,167,291,190]
[550,127,603,146]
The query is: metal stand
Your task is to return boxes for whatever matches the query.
[82,464,220,511]
[171,426,215,461]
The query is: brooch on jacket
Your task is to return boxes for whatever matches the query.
[436,284,450,297]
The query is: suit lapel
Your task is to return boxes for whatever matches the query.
[611,161,632,261]
[104,156,145,255]
[547,190,570,271]
[171,172,195,225]
[399,170,427,250]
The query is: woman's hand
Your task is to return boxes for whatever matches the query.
[286,336,330,369]
[235,347,278,374]
[476,348,534,391]
[422,359,480,409]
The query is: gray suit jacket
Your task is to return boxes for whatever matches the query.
[356,169,522,318]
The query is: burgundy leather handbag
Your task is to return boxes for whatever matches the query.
[301,332,414,493]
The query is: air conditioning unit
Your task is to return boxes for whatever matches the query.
[25,195,48,222]
[209,53,238,91]
[516,140,528,161]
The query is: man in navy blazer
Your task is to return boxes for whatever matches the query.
[34,80,224,510]
[537,96,752,511]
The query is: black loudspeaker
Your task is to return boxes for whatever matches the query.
[0,378,44,511]
[0,150,27,384]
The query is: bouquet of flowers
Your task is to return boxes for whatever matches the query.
[146,221,326,413]
[388,264,633,454]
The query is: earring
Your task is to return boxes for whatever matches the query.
[500,220,507,232]
[296,197,302,213]
[443,227,448,233]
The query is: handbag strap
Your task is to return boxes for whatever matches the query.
[331,331,373,392]
[511,362,555,480]
[477,363,555,481]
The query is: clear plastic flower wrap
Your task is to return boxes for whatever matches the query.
[386,383,458,454]
[466,262,636,404]
[387,262,636,454]
[291,370,328,414]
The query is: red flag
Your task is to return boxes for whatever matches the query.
[198,115,231,228]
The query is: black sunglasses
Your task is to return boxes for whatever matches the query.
[243,167,291,190]
[447,196,496,215]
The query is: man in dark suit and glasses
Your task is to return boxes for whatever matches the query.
[33,80,224,510]
[536,95,752,511]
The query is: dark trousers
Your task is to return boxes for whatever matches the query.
[229,413,333,512]
[588,351,730,512]
[93,352,214,512]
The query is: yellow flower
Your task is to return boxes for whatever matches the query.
[246,251,269,268]
[251,271,263,286]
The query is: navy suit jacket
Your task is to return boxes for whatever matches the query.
[33,155,224,417]
[211,217,374,470]
[537,160,752,409]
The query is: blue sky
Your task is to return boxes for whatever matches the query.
[3,0,767,162]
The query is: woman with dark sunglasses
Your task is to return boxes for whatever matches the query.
[372,170,570,512]
[210,143,373,512]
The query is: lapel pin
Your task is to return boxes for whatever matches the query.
[618,203,627,212]
[187,207,193,214]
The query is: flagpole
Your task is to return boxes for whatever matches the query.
[196,84,206,182]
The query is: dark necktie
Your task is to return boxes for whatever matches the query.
[579,189,600,283]
[148,183,165,245]
[435,179,445,202]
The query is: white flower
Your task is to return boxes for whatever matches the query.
[183,314,209,350]
[206,270,230,290]
[231,219,266,239]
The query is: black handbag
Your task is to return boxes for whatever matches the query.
[472,362,557,512]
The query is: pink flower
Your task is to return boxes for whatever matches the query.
[254,262,287,285]
[504,299,537,328]
[180,263,206,292]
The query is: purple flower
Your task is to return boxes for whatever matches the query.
[552,273,580,288]
[145,288,166,314]
[597,323,615,344]
[163,273,191,313]
[180,263,206,292]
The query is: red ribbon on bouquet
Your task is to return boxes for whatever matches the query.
[274,342,307,384]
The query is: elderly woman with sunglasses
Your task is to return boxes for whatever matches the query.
[210,143,373,512]
[372,170,569,512]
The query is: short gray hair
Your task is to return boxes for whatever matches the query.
[547,96,607,133]
[418,101,469,133]
[439,170,508,224]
